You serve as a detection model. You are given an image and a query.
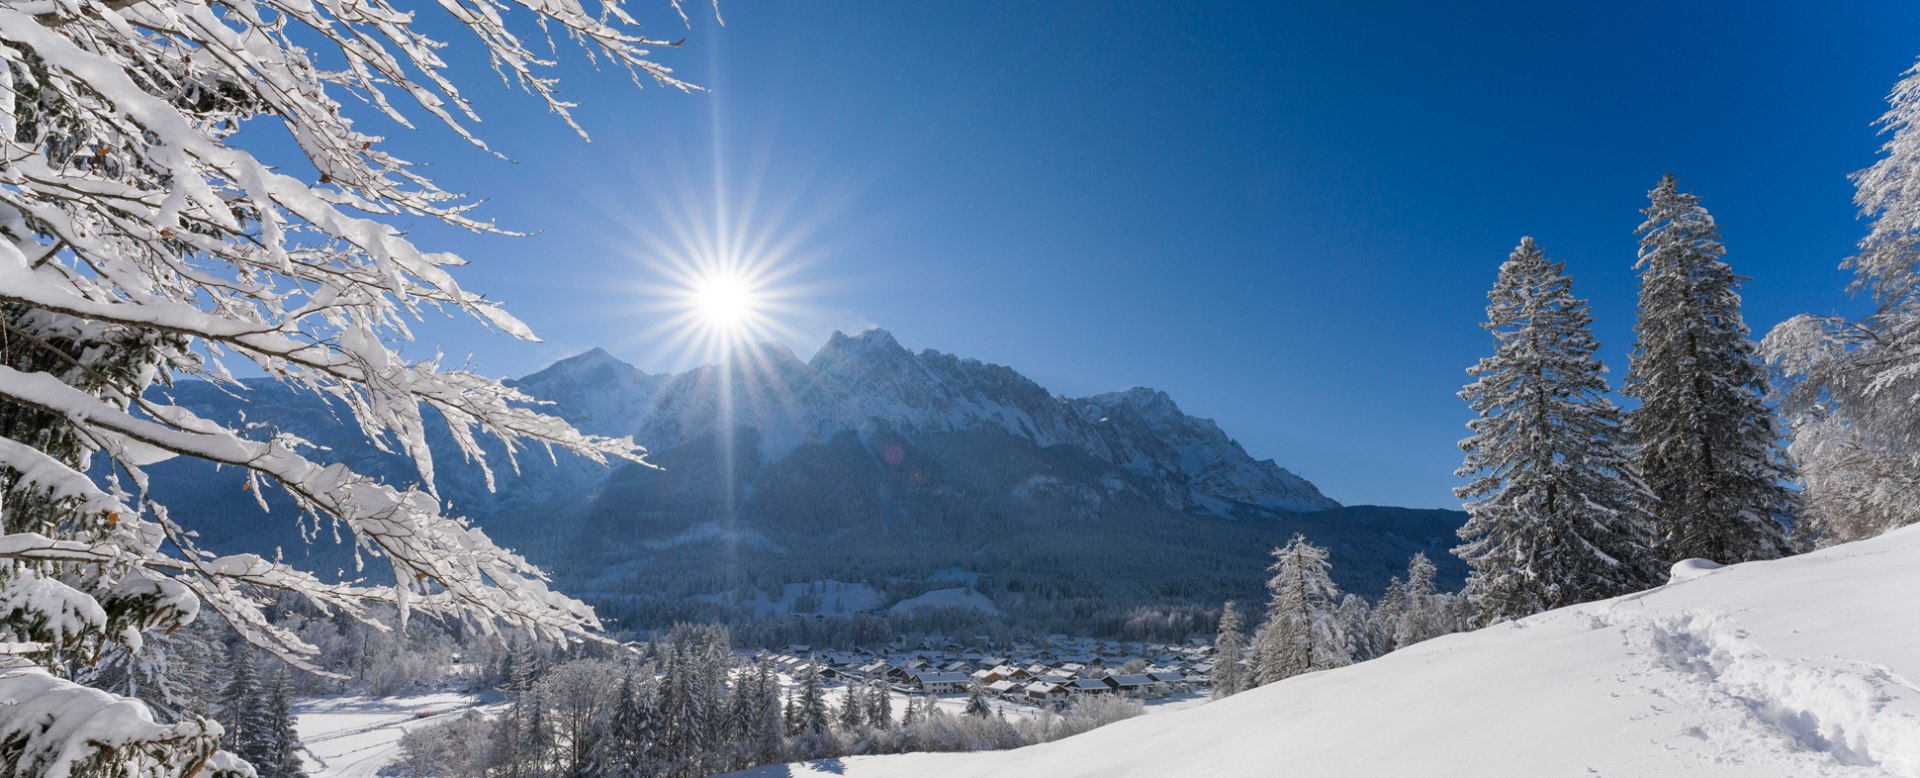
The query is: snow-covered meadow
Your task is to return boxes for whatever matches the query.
[736,523,1920,778]
[297,694,501,778]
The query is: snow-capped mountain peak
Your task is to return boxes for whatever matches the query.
[513,329,1339,515]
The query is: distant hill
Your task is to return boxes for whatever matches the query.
[145,329,1466,636]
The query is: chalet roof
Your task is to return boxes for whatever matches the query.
[915,672,971,684]
[1068,679,1111,690]
[1106,674,1153,687]
[1026,681,1064,695]
[1148,672,1185,683]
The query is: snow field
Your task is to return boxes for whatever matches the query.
[734,523,1920,777]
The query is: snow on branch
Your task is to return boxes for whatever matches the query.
[0,0,696,769]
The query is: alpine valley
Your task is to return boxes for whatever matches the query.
[146,329,1464,637]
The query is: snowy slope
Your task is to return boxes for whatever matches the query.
[736,525,1920,778]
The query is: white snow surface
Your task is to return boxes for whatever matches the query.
[736,524,1920,777]
[888,588,1000,616]
[298,693,497,778]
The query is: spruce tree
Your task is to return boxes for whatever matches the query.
[591,672,651,777]
[795,667,831,736]
[1251,535,1350,685]
[838,682,866,730]
[1456,237,1665,625]
[1211,601,1247,699]
[899,692,922,728]
[262,669,309,778]
[751,661,786,766]
[964,685,992,718]
[1627,177,1798,563]
[1390,553,1455,649]
[866,680,893,728]
[219,649,274,767]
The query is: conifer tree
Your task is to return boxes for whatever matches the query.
[591,671,653,778]
[900,692,923,728]
[1251,535,1350,685]
[219,649,274,767]
[1392,553,1451,649]
[964,685,992,718]
[839,682,867,729]
[262,669,308,778]
[1211,601,1248,699]
[751,661,786,766]
[1627,177,1798,563]
[867,680,894,728]
[1456,237,1665,625]
[795,667,831,736]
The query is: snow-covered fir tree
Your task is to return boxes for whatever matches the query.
[1251,535,1350,685]
[1456,237,1665,625]
[218,649,272,767]
[262,669,309,778]
[1766,59,1920,545]
[0,0,706,772]
[1211,600,1248,699]
[794,665,833,736]
[965,684,993,718]
[1391,553,1455,650]
[590,671,655,778]
[1627,177,1799,563]
[840,681,868,729]
[868,679,894,728]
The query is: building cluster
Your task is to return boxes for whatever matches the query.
[764,635,1215,709]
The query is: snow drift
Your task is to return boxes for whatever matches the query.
[737,524,1920,777]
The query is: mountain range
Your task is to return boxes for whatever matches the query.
[147,328,1466,636]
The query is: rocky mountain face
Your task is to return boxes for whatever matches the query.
[515,328,1337,517]
[148,329,1464,635]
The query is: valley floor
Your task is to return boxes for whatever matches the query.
[732,524,1920,778]
[296,693,502,778]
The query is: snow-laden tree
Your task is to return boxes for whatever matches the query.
[1250,534,1349,685]
[1765,59,1920,545]
[1627,177,1799,563]
[867,678,893,729]
[964,684,992,718]
[1455,237,1664,626]
[840,679,868,729]
[1390,552,1453,649]
[0,0,702,771]
[1210,599,1247,699]
[261,668,308,778]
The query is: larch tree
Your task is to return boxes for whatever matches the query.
[0,0,707,772]
[1766,58,1920,545]
[1211,600,1247,699]
[1250,534,1349,686]
[1627,176,1799,563]
[1455,237,1663,626]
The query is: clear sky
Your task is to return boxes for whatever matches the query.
[354,1,1920,510]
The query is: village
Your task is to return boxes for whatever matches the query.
[761,635,1215,710]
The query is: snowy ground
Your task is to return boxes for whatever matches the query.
[733,524,1920,777]
[296,693,501,778]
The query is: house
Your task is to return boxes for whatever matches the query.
[914,672,973,694]
[1025,681,1070,704]
[1104,674,1153,695]
[1067,678,1111,695]
[985,679,1025,698]
[1148,671,1186,694]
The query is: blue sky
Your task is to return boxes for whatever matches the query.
[359,1,1920,509]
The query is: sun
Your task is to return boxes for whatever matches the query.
[692,272,758,329]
